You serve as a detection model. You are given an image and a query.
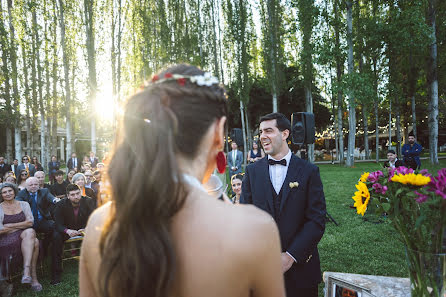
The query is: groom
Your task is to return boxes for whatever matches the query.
[240,113,326,297]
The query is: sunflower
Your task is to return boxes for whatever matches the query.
[352,181,371,216]
[391,173,431,186]
[359,172,370,183]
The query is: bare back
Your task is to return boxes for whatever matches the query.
[79,188,285,297]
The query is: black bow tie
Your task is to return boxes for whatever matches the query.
[268,159,287,166]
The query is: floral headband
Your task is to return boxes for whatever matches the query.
[151,72,220,87]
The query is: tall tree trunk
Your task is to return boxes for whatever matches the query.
[21,43,32,156]
[0,2,12,161]
[395,103,401,157]
[211,0,219,78]
[240,101,247,169]
[267,0,278,112]
[411,95,417,138]
[51,6,58,158]
[346,0,355,167]
[375,100,379,162]
[363,106,369,159]
[84,0,97,154]
[427,0,439,164]
[7,0,21,161]
[334,0,344,164]
[57,0,73,160]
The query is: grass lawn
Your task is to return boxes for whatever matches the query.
[10,160,446,296]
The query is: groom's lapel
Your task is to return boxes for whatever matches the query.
[279,154,302,215]
[259,158,274,212]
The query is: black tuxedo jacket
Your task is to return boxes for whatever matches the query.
[16,188,57,221]
[89,157,99,168]
[54,197,95,233]
[383,159,404,168]
[67,158,82,172]
[241,154,326,293]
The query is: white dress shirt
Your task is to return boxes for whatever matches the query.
[268,149,292,194]
[268,149,297,263]
[231,150,237,168]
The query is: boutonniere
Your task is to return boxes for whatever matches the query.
[289,181,299,189]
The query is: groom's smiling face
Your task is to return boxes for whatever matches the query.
[259,119,289,158]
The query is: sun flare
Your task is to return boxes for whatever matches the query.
[94,84,116,122]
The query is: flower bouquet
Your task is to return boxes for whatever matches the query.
[352,167,446,297]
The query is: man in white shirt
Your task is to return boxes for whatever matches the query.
[241,113,326,297]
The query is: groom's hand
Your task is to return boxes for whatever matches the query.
[281,252,294,273]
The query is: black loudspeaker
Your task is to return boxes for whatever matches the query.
[230,128,244,147]
[291,112,315,145]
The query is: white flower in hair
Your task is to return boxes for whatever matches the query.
[190,72,219,86]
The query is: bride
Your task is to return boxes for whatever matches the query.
[79,64,285,297]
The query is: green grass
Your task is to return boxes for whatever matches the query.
[9,160,446,296]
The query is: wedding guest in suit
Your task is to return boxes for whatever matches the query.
[402,132,423,170]
[0,183,42,292]
[35,171,51,190]
[383,150,403,171]
[231,174,243,204]
[84,170,94,190]
[15,177,60,285]
[67,153,81,173]
[79,64,285,297]
[227,141,243,178]
[17,156,36,177]
[0,156,11,180]
[72,173,96,207]
[51,171,69,199]
[247,141,264,163]
[11,159,19,179]
[90,170,101,194]
[31,157,43,172]
[241,113,326,297]
[48,156,60,185]
[17,170,30,191]
[52,184,95,284]
[88,152,99,169]
[66,169,76,184]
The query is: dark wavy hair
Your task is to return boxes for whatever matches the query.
[98,64,227,297]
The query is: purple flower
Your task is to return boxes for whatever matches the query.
[414,191,429,203]
[396,166,414,175]
[372,183,388,194]
[368,171,384,183]
[427,168,446,199]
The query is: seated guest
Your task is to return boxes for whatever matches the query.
[0,183,42,292]
[16,177,60,285]
[90,170,101,194]
[83,170,94,190]
[48,156,60,185]
[96,162,105,171]
[31,157,43,173]
[0,156,11,180]
[4,174,16,184]
[72,173,97,207]
[3,171,15,180]
[11,159,19,179]
[231,174,243,204]
[50,171,69,199]
[383,150,403,171]
[17,170,29,191]
[34,171,51,190]
[66,170,76,184]
[53,184,94,284]
[88,152,99,169]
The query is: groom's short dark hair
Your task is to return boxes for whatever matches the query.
[259,113,291,133]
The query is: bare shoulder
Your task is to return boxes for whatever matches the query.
[84,202,112,238]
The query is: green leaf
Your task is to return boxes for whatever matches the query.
[414,215,426,230]
[382,203,391,212]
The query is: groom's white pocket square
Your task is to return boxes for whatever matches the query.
[289,181,299,189]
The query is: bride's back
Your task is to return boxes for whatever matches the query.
[80,188,284,297]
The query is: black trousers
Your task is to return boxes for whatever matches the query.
[52,231,70,279]
[33,219,58,278]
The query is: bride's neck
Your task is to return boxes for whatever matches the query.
[177,153,209,184]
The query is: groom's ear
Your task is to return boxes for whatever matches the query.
[282,129,290,140]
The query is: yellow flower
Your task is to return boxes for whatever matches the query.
[391,173,431,186]
[359,172,370,183]
[352,182,371,216]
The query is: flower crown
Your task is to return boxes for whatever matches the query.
[151,72,219,87]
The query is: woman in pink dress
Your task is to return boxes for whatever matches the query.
[0,183,42,292]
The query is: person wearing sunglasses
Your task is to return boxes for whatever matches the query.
[17,170,30,191]
[17,156,36,177]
